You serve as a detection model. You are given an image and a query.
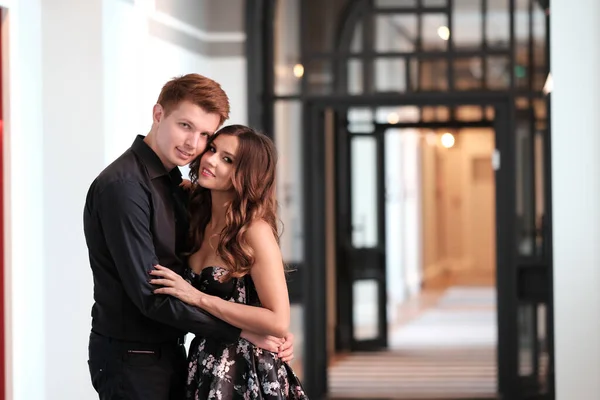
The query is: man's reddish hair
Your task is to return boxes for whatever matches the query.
[157,73,230,126]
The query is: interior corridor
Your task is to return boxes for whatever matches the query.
[328,272,497,399]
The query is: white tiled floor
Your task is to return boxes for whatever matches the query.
[328,286,498,399]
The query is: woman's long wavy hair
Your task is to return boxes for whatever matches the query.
[188,125,280,280]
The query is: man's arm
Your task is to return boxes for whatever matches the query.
[97,179,241,342]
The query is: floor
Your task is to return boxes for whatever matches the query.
[328,271,498,399]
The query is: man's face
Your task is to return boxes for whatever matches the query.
[152,100,221,169]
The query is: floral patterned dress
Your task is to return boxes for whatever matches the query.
[184,266,308,400]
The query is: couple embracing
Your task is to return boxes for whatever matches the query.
[84,73,307,400]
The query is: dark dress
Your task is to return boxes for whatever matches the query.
[184,266,308,400]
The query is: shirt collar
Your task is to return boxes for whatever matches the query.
[131,135,182,182]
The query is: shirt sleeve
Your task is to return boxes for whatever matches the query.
[97,179,241,342]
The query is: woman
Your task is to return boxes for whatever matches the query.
[149,125,308,399]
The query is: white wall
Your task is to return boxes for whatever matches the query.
[3,0,247,399]
[420,128,495,284]
[41,1,104,399]
[4,0,46,399]
[103,0,247,166]
[551,0,600,397]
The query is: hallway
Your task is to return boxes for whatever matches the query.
[328,286,497,399]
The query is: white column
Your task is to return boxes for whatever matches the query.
[4,1,46,399]
[551,0,600,397]
[41,1,105,399]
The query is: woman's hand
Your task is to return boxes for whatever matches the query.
[149,265,203,306]
[240,330,284,353]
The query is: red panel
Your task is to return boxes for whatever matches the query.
[0,19,6,400]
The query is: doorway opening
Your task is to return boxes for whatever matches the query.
[246,0,553,398]
[328,105,498,399]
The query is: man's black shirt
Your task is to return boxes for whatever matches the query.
[84,135,240,343]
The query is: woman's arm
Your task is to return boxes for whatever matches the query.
[196,220,290,337]
[150,220,290,338]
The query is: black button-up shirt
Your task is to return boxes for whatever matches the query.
[84,135,240,343]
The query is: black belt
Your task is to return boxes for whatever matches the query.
[91,330,186,349]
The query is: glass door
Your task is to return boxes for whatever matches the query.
[336,110,388,351]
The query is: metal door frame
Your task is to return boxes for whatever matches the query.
[335,114,389,352]
[302,93,518,399]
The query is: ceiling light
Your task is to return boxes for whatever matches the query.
[437,26,450,41]
[387,112,400,124]
[441,132,455,148]
[543,72,553,95]
[293,64,304,78]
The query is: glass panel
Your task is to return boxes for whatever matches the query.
[486,105,495,120]
[486,56,510,89]
[351,137,378,248]
[420,58,449,90]
[421,106,436,122]
[518,302,549,393]
[515,117,536,256]
[375,58,409,92]
[511,0,548,91]
[534,132,545,255]
[375,15,418,53]
[302,1,346,54]
[537,303,550,392]
[305,60,333,95]
[455,105,484,121]
[353,279,379,340]
[486,0,509,49]
[515,96,529,110]
[289,304,304,380]
[420,106,450,122]
[533,3,547,91]
[533,99,546,121]
[348,108,375,134]
[384,131,406,310]
[435,106,450,121]
[424,0,447,6]
[518,303,535,376]
[409,57,421,90]
[348,60,363,95]
[351,21,363,53]
[389,130,422,298]
[454,57,483,90]
[422,14,448,51]
[375,106,420,124]
[453,0,482,50]
[275,101,304,262]
[375,0,417,8]
[274,0,301,95]
[514,0,529,90]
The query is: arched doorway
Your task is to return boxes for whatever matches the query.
[247,1,553,398]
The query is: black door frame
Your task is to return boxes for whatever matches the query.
[335,116,499,353]
[335,114,389,352]
[302,92,519,399]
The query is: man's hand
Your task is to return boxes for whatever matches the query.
[278,332,295,363]
[241,330,284,353]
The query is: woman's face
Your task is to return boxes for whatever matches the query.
[197,134,239,192]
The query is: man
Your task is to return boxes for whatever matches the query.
[84,74,294,400]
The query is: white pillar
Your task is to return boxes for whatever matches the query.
[41,1,105,399]
[4,1,46,399]
[551,0,600,397]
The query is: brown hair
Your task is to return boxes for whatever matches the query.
[188,125,280,279]
[157,73,230,126]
